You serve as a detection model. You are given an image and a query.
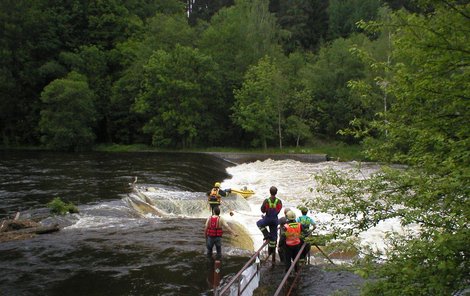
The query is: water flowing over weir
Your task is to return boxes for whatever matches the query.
[0,151,402,295]
[127,185,252,218]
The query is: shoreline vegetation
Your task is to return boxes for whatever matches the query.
[0,143,365,162]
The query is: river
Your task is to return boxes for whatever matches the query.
[0,150,376,295]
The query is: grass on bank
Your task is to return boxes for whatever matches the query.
[93,142,365,162]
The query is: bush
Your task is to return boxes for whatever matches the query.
[47,197,79,215]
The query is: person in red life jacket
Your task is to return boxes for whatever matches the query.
[282,211,303,273]
[256,186,283,257]
[207,182,231,214]
[204,206,237,260]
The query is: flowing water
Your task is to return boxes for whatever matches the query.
[0,150,387,295]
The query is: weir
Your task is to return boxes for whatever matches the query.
[125,185,251,218]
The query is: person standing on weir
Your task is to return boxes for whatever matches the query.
[204,206,237,260]
[207,182,231,214]
[257,186,283,257]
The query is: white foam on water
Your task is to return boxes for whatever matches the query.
[220,159,410,254]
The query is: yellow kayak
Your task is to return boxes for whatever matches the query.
[231,188,255,199]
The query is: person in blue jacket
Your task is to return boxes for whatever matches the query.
[296,207,316,262]
[256,186,283,257]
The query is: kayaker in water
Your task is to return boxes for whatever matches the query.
[204,206,237,260]
[207,182,231,214]
[256,186,283,258]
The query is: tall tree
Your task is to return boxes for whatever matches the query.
[187,0,234,25]
[274,0,329,53]
[134,45,222,148]
[327,0,382,40]
[110,12,196,144]
[302,36,367,142]
[39,72,97,151]
[198,0,281,143]
[313,2,470,295]
[233,56,286,149]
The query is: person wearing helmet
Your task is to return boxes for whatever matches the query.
[297,207,316,263]
[256,186,283,258]
[207,182,231,214]
[282,210,303,273]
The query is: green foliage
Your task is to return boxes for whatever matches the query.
[313,2,470,295]
[47,197,79,215]
[274,0,329,52]
[39,72,97,151]
[135,45,221,148]
[233,56,286,149]
[327,0,382,40]
[301,36,368,141]
[198,0,281,90]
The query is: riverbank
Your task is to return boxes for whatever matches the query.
[201,151,329,164]
[1,143,364,161]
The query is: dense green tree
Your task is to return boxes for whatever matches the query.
[273,0,329,53]
[279,52,316,146]
[301,36,367,141]
[0,0,76,145]
[233,56,287,149]
[327,0,382,40]
[313,2,470,294]
[39,72,97,151]
[198,0,282,143]
[134,45,222,148]
[110,12,196,144]
[187,0,234,25]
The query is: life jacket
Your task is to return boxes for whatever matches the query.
[265,197,279,216]
[285,222,301,246]
[208,188,221,205]
[206,216,223,237]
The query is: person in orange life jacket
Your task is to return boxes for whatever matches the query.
[204,206,237,260]
[277,207,291,263]
[256,186,283,255]
[297,207,316,260]
[282,211,304,272]
[207,182,231,214]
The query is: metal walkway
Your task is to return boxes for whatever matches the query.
[214,241,321,296]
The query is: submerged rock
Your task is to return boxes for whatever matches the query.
[0,217,59,242]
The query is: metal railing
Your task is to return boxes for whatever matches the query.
[273,242,307,296]
[214,240,269,296]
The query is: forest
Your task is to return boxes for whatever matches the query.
[0,0,425,151]
[1,0,469,294]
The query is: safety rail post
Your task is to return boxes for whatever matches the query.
[214,241,269,296]
[273,242,307,296]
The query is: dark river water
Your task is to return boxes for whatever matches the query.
[0,150,251,296]
[0,150,365,296]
